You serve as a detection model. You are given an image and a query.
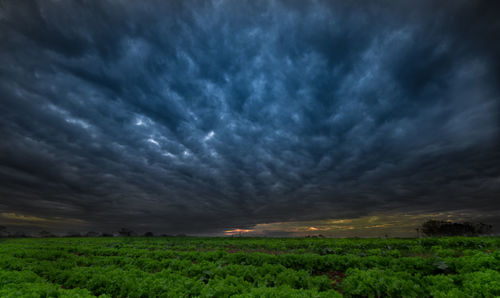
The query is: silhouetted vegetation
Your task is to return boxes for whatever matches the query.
[118,228,135,236]
[64,232,82,237]
[38,230,55,238]
[0,225,8,237]
[143,231,154,237]
[11,231,27,238]
[421,220,493,237]
[85,231,100,237]
[305,234,325,238]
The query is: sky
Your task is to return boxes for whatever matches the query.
[0,0,499,236]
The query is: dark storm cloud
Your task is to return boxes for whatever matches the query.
[0,0,499,234]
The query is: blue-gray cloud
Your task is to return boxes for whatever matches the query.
[0,0,499,233]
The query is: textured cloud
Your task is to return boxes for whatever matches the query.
[243,210,500,238]
[0,0,499,234]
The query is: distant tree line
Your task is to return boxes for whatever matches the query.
[1,221,494,238]
[0,226,182,238]
[419,220,493,237]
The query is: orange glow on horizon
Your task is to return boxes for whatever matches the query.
[224,228,254,235]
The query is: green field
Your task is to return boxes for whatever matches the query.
[0,237,499,297]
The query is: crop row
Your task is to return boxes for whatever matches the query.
[0,237,498,297]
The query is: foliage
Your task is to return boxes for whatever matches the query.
[422,220,493,237]
[0,237,498,297]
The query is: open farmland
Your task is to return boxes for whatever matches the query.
[0,237,499,297]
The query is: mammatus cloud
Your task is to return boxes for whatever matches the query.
[0,0,499,235]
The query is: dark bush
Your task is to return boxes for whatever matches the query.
[421,220,492,236]
[118,228,135,236]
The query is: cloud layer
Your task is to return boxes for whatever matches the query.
[0,0,499,234]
